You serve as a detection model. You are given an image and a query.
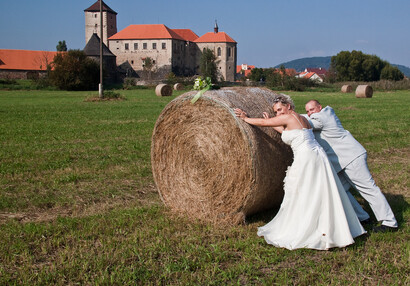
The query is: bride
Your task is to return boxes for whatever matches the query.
[234,95,366,250]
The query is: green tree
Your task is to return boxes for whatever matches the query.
[330,51,352,81]
[143,57,155,79]
[331,50,399,82]
[200,48,218,83]
[362,55,385,82]
[50,49,99,90]
[248,67,265,82]
[380,65,404,81]
[56,40,67,52]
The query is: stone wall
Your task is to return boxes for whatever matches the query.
[0,70,47,80]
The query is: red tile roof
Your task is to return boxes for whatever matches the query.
[108,24,187,41]
[305,67,327,75]
[237,64,255,73]
[84,0,117,15]
[0,49,60,71]
[172,29,199,42]
[194,32,236,43]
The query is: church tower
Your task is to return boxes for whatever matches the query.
[84,0,117,46]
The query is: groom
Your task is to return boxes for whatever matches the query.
[304,99,398,232]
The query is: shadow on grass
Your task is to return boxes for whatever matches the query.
[351,188,409,228]
[385,193,409,228]
[245,207,280,225]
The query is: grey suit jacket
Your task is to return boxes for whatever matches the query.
[304,106,366,173]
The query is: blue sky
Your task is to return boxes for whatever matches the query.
[1,0,409,68]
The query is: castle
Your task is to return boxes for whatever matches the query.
[84,0,237,81]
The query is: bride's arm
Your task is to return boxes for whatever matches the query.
[234,108,287,132]
[263,112,284,133]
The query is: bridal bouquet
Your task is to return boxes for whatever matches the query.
[191,76,212,104]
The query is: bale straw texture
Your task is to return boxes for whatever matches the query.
[355,85,373,98]
[173,83,184,90]
[151,87,293,224]
[155,84,173,96]
[341,85,353,93]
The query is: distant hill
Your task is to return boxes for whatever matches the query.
[391,64,410,78]
[275,56,410,77]
[274,57,331,72]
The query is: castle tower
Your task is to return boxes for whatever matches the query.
[194,23,237,82]
[84,0,117,46]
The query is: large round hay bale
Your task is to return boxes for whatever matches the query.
[151,87,293,224]
[341,85,353,93]
[173,83,184,91]
[155,84,173,97]
[355,85,373,98]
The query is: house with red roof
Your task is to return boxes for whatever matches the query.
[0,49,59,79]
[237,64,255,78]
[85,1,237,81]
[296,71,324,82]
[304,67,327,79]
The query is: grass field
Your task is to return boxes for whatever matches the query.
[0,87,409,285]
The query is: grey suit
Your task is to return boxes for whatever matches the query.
[305,106,397,227]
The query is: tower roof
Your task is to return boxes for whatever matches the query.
[194,32,236,43]
[84,34,116,57]
[109,24,195,41]
[84,0,117,15]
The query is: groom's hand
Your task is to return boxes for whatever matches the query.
[262,112,270,119]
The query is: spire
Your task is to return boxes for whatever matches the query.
[214,20,218,33]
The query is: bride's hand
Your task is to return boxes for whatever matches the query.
[234,108,247,119]
[262,112,270,119]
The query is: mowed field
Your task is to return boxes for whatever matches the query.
[0,88,408,285]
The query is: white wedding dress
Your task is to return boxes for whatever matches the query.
[257,127,366,250]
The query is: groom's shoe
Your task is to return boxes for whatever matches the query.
[360,218,372,225]
[372,225,398,233]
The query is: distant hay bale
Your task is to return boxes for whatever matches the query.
[151,87,293,224]
[155,84,173,97]
[341,85,353,93]
[355,85,373,98]
[173,83,184,90]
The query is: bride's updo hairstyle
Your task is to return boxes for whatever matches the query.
[272,94,295,116]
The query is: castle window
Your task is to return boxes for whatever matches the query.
[125,43,129,50]
[162,43,166,49]
[152,43,157,49]
[228,47,231,57]
[131,60,134,64]
[217,47,221,57]
[134,43,138,50]
[95,14,97,18]
[143,43,147,49]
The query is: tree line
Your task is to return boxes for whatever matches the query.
[329,50,404,82]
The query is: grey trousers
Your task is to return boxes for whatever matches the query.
[338,153,398,227]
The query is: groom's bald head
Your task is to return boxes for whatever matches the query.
[305,100,322,117]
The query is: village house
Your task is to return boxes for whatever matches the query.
[237,64,255,78]
[0,49,59,80]
[296,70,324,82]
[84,0,237,81]
[304,67,327,79]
